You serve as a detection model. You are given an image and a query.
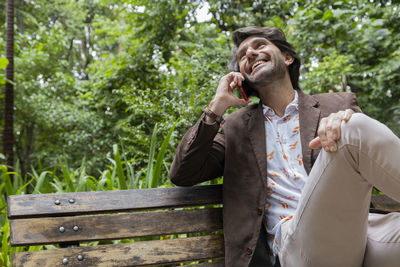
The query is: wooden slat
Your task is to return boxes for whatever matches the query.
[189,261,224,267]
[13,235,224,267]
[10,208,223,246]
[370,194,400,213]
[7,185,222,219]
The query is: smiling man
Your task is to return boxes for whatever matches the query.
[170,26,400,267]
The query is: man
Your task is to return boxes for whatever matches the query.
[170,26,400,267]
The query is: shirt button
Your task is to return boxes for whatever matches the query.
[246,248,253,255]
[257,208,263,216]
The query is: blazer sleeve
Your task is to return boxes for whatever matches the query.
[350,92,362,113]
[169,113,225,186]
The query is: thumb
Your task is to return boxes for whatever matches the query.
[309,137,321,149]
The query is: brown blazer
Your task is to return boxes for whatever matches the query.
[170,91,361,267]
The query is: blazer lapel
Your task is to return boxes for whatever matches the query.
[246,103,268,187]
[298,91,320,174]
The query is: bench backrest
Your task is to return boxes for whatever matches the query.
[8,184,224,267]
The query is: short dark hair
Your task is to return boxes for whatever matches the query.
[228,26,301,96]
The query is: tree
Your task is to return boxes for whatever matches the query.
[3,0,15,170]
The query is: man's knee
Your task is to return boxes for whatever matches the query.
[341,113,393,149]
[343,113,370,133]
[341,113,376,140]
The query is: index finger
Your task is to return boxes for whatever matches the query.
[342,109,354,122]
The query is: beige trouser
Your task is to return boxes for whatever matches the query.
[278,113,400,267]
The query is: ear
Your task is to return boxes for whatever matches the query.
[283,52,294,67]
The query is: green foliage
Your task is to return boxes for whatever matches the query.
[302,51,353,94]
[0,58,8,85]
[145,123,158,189]
[113,144,128,189]
[285,1,400,134]
[1,221,9,266]
[152,120,179,188]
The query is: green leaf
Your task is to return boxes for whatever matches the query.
[105,169,114,191]
[1,166,14,196]
[145,123,158,188]
[371,19,385,27]
[16,178,34,195]
[0,58,8,69]
[332,9,350,18]
[60,159,75,192]
[322,9,333,22]
[76,160,88,192]
[33,171,49,194]
[151,120,179,188]
[2,220,9,266]
[126,161,136,189]
[113,144,127,190]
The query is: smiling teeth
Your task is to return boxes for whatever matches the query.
[252,61,265,71]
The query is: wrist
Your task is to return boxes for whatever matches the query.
[208,97,229,116]
[204,106,225,125]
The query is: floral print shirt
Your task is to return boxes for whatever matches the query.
[262,91,309,264]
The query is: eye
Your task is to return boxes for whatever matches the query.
[238,53,246,61]
[256,42,266,49]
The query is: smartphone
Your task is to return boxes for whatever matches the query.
[238,84,249,101]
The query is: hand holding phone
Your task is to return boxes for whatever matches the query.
[238,84,249,101]
[210,72,249,118]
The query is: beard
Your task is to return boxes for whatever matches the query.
[245,55,287,91]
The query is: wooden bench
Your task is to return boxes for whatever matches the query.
[8,185,224,267]
[7,184,400,267]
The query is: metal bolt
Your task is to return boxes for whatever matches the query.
[73,225,79,231]
[77,254,84,261]
[55,199,61,205]
[69,199,75,204]
[62,258,69,265]
[59,226,65,233]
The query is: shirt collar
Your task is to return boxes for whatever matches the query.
[263,91,299,119]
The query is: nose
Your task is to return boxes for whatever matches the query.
[245,47,258,59]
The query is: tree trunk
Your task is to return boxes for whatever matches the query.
[4,0,15,171]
